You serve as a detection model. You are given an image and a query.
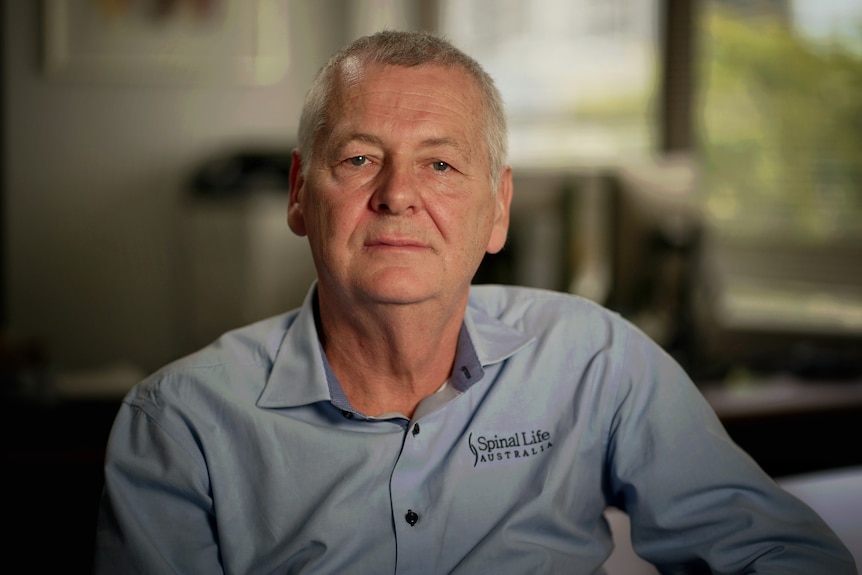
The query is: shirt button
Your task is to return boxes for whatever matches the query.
[405,510,419,526]
[341,410,354,419]
[412,423,420,436]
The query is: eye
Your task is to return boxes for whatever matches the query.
[347,156,369,167]
[431,161,451,172]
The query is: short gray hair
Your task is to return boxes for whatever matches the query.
[297,30,508,183]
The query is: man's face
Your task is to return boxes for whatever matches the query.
[288,62,512,309]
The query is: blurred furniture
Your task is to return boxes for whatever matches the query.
[702,377,862,477]
[184,150,317,351]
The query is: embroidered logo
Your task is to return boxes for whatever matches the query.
[468,429,553,467]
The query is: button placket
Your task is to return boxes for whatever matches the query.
[390,414,450,572]
[400,424,421,529]
[392,421,425,530]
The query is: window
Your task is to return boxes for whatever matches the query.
[698,0,862,245]
[441,0,660,168]
[696,0,862,338]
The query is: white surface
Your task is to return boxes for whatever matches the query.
[603,508,660,575]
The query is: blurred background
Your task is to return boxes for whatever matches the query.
[2,0,861,571]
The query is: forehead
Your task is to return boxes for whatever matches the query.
[335,59,482,104]
[326,62,486,144]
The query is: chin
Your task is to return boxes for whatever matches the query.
[357,269,440,306]
[363,285,435,306]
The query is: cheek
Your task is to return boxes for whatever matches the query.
[443,203,496,259]
[308,194,367,252]
[300,197,333,254]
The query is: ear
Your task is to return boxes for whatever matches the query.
[287,149,308,237]
[486,166,513,255]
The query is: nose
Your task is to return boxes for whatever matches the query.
[371,163,419,215]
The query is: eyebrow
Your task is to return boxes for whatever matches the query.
[334,133,470,156]
[342,133,384,147]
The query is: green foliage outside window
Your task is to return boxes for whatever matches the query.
[698,5,862,244]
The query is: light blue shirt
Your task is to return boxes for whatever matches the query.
[95,285,855,574]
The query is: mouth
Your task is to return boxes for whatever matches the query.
[365,236,429,249]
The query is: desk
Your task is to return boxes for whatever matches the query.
[701,377,862,420]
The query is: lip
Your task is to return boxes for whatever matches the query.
[364,236,429,249]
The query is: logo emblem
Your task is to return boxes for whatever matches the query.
[467,429,553,467]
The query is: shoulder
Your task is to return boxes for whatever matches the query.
[468,284,628,341]
[467,284,676,385]
[125,311,299,413]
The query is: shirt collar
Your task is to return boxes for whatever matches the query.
[257,284,535,409]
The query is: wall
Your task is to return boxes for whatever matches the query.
[3,0,348,376]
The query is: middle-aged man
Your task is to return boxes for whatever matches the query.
[94,30,856,574]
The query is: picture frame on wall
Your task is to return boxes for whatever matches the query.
[42,0,289,86]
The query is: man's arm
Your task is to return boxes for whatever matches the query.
[94,399,224,574]
[606,327,856,574]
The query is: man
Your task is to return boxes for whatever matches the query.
[95,30,855,574]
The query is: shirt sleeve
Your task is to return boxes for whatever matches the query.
[605,326,856,574]
[94,393,224,575]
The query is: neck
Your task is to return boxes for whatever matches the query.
[316,290,467,418]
